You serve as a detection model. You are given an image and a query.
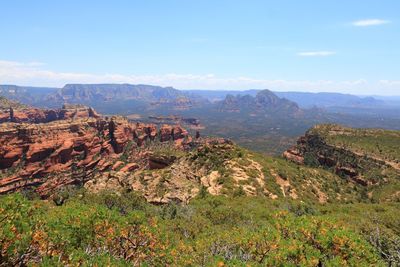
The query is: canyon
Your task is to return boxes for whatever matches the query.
[1,97,399,205]
[0,103,193,199]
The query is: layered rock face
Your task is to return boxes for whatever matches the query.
[284,124,399,186]
[46,83,185,103]
[0,104,100,123]
[0,106,191,197]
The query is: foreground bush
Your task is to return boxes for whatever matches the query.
[0,193,389,266]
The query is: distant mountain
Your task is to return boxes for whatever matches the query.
[0,85,58,107]
[184,90,387,109]
[0,84,392,110]
[1,84,399,156]
[0,84,205,109]
[185,89,260,102]
[371,95,400,107]
[47,83,186,103]
[274,91,384,108]
[218,89,300,115]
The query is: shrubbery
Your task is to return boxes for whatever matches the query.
[1,192,396,266]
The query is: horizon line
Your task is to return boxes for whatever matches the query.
[1,83,400,97]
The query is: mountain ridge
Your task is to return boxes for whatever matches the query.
[0,83,391,108]
[218,89,301,115]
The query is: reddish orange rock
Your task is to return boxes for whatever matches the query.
[172,125,188,140]
[120,163,139,172]
[112,161,125,171]
[159,124,173,142]
[0,105,193,197]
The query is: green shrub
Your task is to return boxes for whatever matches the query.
[0,193,394,266]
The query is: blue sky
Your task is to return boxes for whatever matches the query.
[0,0,399,95]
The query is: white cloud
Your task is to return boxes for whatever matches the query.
[352,19,390,27]
[0,60,45,68]
[379,80,400,87]
[0,60,398,95]
[297,51,336,57]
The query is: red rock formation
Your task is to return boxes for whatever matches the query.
[0,107,192,197]
[0,104,100,124]
[158,124,189,144]
[283,126,396,186]
[112,161,125,171]
[282,148,304,164]
[58,105,100,120]
[120,163,139,172]
[148,155,176,170]
[159,124,173,142]
[172,125,188,140]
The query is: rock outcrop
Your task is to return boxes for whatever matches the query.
[0,105,192,197]
[0,104,100,124]
[84,138,264,204]
[284,124,399,186]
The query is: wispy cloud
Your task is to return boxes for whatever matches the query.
[379,80,400,86]
[352,19,390,27]
[0,60,398,95]
[297,51,336,57]
[0,60,45,67]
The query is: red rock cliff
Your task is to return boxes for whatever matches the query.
[0,106,191,197]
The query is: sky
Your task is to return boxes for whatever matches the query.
[0,0,399,95]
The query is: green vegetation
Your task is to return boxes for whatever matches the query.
[2,191,399,266]
[311,124,400,163]
[251,153,367,203]
[287,124,400,202]
[147,140,186,159]
[95,99,400,156]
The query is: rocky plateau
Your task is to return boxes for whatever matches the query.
[0,102,195,200]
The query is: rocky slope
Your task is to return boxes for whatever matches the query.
[0,102,193,198]
[0,99,345,204]
[1,102,273,204]
[284,124,400,201]
[0,102,101,123]
[1,96,399,204]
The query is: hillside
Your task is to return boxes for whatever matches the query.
[284,124,400,202]
[0,109,366,204]
[1,98,397,204]
[311,124,400,164]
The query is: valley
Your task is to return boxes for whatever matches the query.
[2,84,400,155]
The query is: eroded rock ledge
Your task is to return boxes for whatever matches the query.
[283,124,398,186]
[0,105,192,197]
